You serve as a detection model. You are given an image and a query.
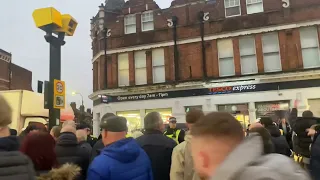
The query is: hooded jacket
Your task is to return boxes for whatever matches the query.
[0,136,36,180]
[87,138,153,180]
[170,132,201,180]
[288,108,320,157]
[55,132,89,180]
[37,163,81,180]
[265,125,291,156]
[210,134,311,180]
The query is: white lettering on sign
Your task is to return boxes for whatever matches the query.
[167,19,173,27]
[232,85,256,92]
[116,92,170,101]
[282,0,290,8]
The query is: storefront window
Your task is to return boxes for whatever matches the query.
[145,108,172,124]
[117,110,141,132]
[185,106,202,112]
[218,104,249,129]
[255,101,290,123]
[308,99,320,117]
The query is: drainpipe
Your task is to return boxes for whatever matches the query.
[198,11,207,78]
[172,16,180,81]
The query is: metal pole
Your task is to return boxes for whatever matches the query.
[8,59,12,90]
[46,32,65,130]
[104,29,107,89]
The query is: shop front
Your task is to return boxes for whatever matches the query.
[218,104,250,129]
[91,78,320,137]
[255,101,290,123]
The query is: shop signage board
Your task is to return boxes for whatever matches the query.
[53,79,65,109]
[96,79,320,104]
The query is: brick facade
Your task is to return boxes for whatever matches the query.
[91,0,320,92]
[0,61,32,91]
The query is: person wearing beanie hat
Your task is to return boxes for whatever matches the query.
[87,116,153,180]
[0,95,36,179]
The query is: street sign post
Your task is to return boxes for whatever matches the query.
[53,79,65,109]
[32,7,77,130]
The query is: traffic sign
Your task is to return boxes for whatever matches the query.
[53,79,65,109]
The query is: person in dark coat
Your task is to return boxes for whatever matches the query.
[90,113,116,163]
[76,129,92,156]
[76,124,97,147]
[278,118,293,149]
[288,108,320,169]
[55,125,89,180]
[0,95,35,180]
[260,117,291,157]
[309,125,320,179]
[87,116,153,180]
[136,112,177,180]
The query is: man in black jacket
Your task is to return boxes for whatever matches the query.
[55,122,89,180]
[260,117,291,157]
[0,95,35,180]
[136,112,177,180]
[289,108,320,170]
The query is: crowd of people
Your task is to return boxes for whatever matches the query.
[1,93,320,180]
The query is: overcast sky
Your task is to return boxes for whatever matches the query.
[0,0,172,109]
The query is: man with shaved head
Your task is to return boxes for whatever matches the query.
[55,120,89,179]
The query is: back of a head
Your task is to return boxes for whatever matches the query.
[0,95,12,127]
[62,120,76,129]
[259,117,273,127]
[50,126,61,138]
[20,132,57,171]
[61,125,76,134]
[302,110,313,118]
[186,108,205,124]
[144,112,162,131]
[76,129,87,142]
[191,112,244,142]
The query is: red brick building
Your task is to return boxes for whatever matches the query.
[0,49,32,91]
[89,0,320,136]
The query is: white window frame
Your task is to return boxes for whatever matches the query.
[124,14,136,34]
[118,53,129,87]
[239,36,258,75]
[134,51,147,85]
[217,39,236,77]
[141,11,154,32]
[299,27,320,69]
[224,0,241,18]
[246,0,264,14]
[261,32,282,73]
[152,49,165,84]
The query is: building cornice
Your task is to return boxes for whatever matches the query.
[92,19,320,63]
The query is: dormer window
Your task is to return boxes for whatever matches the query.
[246,0,264,14]
[124,14,136,34]
[141,11,154,32]
[224,0,241,17]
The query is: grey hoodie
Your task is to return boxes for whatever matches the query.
[211,134,311,180]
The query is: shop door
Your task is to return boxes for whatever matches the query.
[308,99,320,117]
[218,104,249,129]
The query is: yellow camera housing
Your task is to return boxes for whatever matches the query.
[32,7,63,32]
[54,14,78,36]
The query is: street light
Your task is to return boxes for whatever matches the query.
[72,91,84,106]
[32,7,77,130]
[98,4,111,89]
